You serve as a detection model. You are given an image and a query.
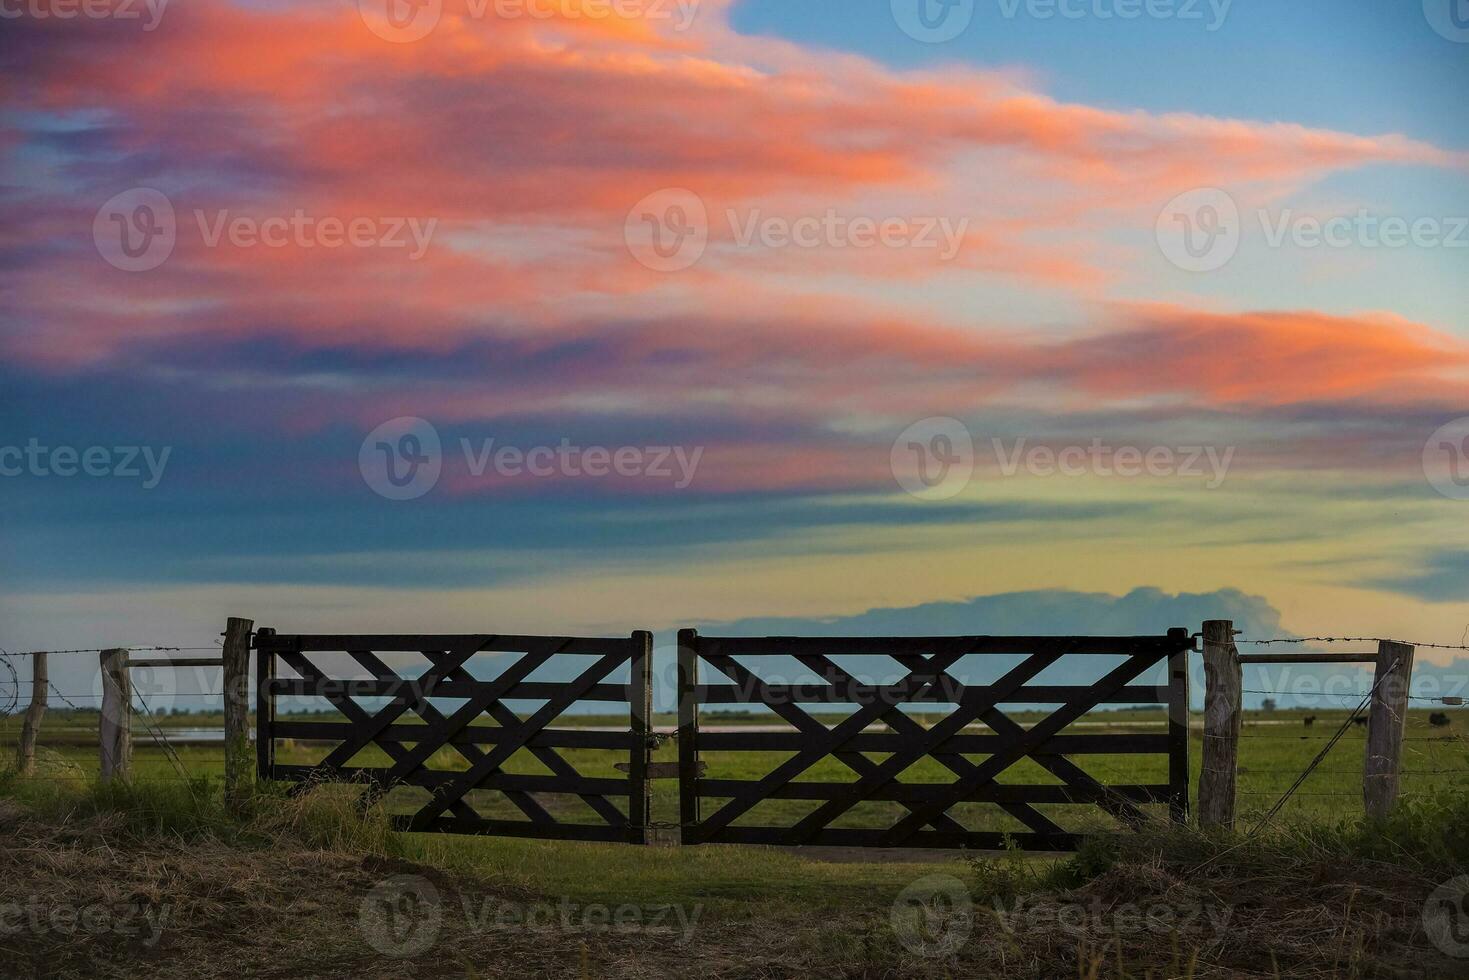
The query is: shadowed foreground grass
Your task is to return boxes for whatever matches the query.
[2,768,1468,978]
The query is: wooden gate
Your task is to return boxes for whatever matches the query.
[675,629,1191,850]
[254,630,653,843]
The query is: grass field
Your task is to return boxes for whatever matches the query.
[7,705,1466,830]
[3,706,1467,977]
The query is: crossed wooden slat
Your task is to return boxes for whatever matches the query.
[884,652,1147,828]
[277,649,489,823]
[800,652,1067,840]
[692,645,971,840]
[407,647,630,831]
[877,648,1169,845]
[279,640,630,830]
[693,642,1166,844]
[701,653,971,835]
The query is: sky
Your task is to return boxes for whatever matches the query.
[1,0,1468,705]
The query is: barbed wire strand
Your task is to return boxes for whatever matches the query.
[1239,636,1469,651]
[7,645,221,657]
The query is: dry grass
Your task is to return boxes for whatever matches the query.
[0,782,1464,979]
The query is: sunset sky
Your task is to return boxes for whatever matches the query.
[2,0,1468,688]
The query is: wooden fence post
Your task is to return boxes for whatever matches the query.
[1199,620,1241,830]
[676,629,700,843]
[16,652,47,775]
[1364,639,1415,820]
[628,630,653,845]
[99,648,131,783]
[222,616,254,813]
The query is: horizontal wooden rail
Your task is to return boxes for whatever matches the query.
[696,633,1193,657]
[273,764,630,796]
[695,780,1173,804]
[695,731,1171,754]
[254,633,622,655]
[266,678,631,702]
[694,683,1171,705]
[269,721,636,750]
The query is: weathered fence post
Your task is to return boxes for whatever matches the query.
[1364,639,1415,820]
[1199,620,1241,830]
[16,652,48,775]
[99,648,132,783]
[628,630,653,845]
[676,628,700,843]
[222,616,254,813]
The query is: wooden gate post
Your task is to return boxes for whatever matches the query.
[676,629,701,843]
[16,652,47,775]
[222,616,254,813]
[1199,620,1241,830]
[99,648,132,783]
[1364,639,1415,820]
[627,630,654,844]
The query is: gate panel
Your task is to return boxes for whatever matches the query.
[676,629,1191,851]
[255,630,653,843]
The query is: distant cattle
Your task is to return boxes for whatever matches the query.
[1430,712,1452,728]
[1303,715,1316,727]
[1352,716,1368,727]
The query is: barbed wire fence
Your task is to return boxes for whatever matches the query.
[1,643,231,788]
[1217,635,1469,819]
